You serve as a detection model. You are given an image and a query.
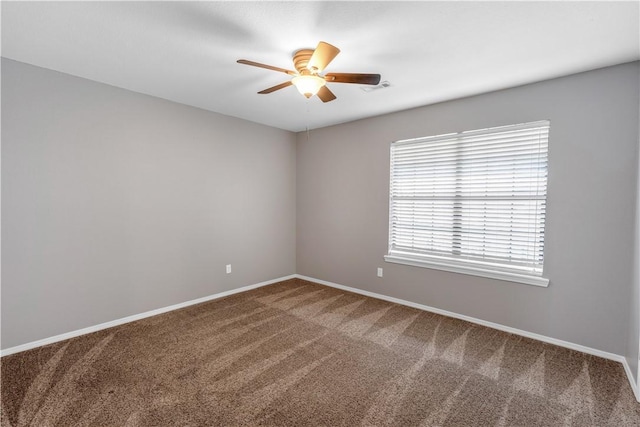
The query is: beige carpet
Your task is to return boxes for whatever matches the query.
[2,278,639,426]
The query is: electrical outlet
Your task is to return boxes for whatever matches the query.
[226,264,232,274]
[377,267,383,278]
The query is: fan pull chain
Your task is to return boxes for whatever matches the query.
[306,98,311,142]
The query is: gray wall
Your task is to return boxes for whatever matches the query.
[628,104,640,383]
[1,59,297,349]
[297,62,640,355]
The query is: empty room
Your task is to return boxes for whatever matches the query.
[2,1,640,426]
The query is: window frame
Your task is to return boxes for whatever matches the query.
[384,121,550,287]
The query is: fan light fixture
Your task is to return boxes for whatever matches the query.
[292,75,326,98]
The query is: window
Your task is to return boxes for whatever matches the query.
[385,120,550,287]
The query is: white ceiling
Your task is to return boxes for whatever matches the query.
[2,1,639,132]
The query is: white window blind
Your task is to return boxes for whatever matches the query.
[385,120,550,286]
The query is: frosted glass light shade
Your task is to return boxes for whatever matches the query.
[292,75,326,98]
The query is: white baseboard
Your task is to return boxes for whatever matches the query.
[295,274,640,402]
[0,274,297,357]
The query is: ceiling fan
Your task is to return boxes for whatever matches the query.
[237,41,381,103]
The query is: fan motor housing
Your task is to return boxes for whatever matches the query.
[293,49,315,74]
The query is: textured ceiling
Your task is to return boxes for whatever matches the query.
[2,1,639,132]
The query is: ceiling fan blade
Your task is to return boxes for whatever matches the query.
[258,81,293,94]
[307,42,340,73]
[317,86,337,103]
[324,73,381,85]
[237,59,296,76]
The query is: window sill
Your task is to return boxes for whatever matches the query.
[383,255,549,287]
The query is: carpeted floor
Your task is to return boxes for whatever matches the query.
[2,278,639,426]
